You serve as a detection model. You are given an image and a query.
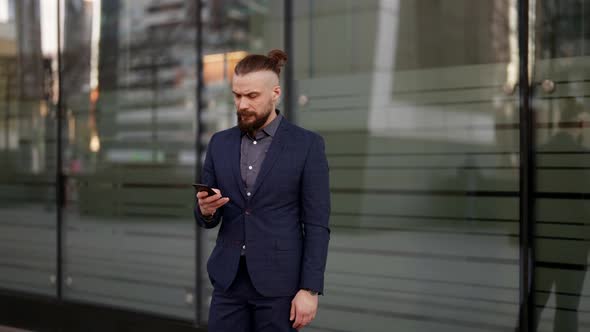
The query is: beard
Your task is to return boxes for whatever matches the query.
[237,103,274,135]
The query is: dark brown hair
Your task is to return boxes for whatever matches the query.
[234,49,287,77]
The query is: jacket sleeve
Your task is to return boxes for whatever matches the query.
[194,135,222,229]
[299,134,331,294]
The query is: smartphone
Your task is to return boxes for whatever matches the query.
[192,183,217,197]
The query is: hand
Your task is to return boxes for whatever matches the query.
[196,188,229,217]
[290,289,318,330]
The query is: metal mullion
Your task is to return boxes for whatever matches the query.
[283,0,294,121]
[194,0,204,326]
[518,0,535,330]
[56,0,64,302]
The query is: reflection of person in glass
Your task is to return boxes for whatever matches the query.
[535,98,589,332]
[194,50,331,331]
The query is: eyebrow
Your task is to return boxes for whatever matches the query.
[232,90,260,95]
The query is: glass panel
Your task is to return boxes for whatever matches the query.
[0,0,57,296]
[533,0,590,331]
[199,0,284,323]
[61,0,197,319]
[294,1,520,331]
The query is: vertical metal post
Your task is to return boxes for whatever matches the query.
[518,0,535,330]
[283,0,294,122]
[308,0,314,78]
[56,0,64,301]
[3,69,10,149]
[194,0,204,325]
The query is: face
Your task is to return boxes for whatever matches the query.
[232,70,281,134]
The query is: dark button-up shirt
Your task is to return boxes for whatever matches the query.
[240,111,282,191]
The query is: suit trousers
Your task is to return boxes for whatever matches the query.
[208,256,297,332]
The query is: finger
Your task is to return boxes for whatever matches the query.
[196,190,208,197]
[290,303,295,321]
[292,312,299,328]
[208,197,230,209]
[293,313,304,329]
[196,192,216,202]
[301,317,311,328]
[202,193,222,203]
[199,200,221,209]
[212,188,221,195]
[200,197,229,216]
[297,315,310,329]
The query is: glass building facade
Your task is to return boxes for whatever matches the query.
[0,0,588,331]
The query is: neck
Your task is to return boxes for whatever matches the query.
[260,109,277,130]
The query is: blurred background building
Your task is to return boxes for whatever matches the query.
[0,0,589,331]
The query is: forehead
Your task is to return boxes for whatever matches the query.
[232,71,276,93]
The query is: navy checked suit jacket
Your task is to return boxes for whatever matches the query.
[194,118,331,297]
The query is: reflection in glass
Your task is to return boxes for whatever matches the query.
[534,1,590,330]
[0,0,57,296]
[536,99,589,332]
[294,1,520,330]
[61,0,197,319]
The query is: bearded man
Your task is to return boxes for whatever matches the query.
[194,49,331,332]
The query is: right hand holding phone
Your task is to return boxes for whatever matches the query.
[197,189,230,217]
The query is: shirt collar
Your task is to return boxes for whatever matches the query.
[242,109,282,139]
[262,110,282,137]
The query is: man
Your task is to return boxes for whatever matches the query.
[194,49,331,331]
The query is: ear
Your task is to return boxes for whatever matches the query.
[272,85,282,103]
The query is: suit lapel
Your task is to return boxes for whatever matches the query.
[250,120,288,197]
[230,127,247,200]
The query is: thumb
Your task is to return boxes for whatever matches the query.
[290,302,296,321]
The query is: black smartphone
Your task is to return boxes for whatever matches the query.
[192,183,217,197]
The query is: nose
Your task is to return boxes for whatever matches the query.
[237,97,249,111]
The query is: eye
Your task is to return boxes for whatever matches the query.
[248,93,258,99]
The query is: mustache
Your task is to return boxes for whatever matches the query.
[237,110,256,117]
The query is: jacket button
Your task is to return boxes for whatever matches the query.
[245,209,251,215]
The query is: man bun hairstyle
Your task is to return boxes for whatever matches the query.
[234,49,288,77]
